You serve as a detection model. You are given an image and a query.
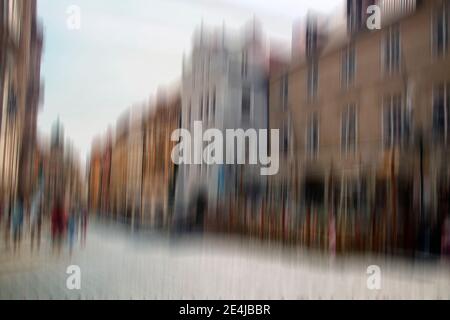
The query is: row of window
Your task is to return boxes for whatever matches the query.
[2,0,21,43]
[186,82,252,128]
[304,84,450,158]
[186,89,217,126]
[304,6,449,101]
[191,48,251,89]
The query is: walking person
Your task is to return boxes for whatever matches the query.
[30,188,43,252]
[51,197,66,255]
[12,195,24,253]
[67,209,77,255]
[80,205,88,248]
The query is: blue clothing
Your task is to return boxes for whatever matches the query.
[12,201,24,231]
[68,215,77,247]
[30,190,42,225]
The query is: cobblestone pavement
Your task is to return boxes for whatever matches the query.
[0,221,449,299]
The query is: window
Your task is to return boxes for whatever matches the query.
[205,92,209,121]
[306,17,318,57]
[306,113,319,158]
[7,84,17,117]
[281,73,289,110]
[433,83,450,143]
[434,3,449,56]
[307,62,318,101]
[211,89,216,120]
[200,95,204,121]
[1,1,7,26]
[384,25,401,74]
[241,51,248,78]
[242,85,251,120]
[200,55,205,84]
[341,104,357,154]
[0,62,4,127]
[187,102,191,127]
[383,94,409,148]
[347,0,363,34]
[342,45,356,89]
[282,119,291,156]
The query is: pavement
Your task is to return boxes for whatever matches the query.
[0,220,449,299]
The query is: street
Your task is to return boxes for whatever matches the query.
[0,220,449,300]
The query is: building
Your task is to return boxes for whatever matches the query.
[109,111,130,220]
[141,93,181,227]
[89,91,181,228]
[18,2,43,205]
[282,0,450,253]
[266,50,298,240]
[88,138,103,213]
[1,0,43,215]
[174,21,271,227]
[42,120,83,215]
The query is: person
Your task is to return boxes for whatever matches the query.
[12,195,24,253]
[51,197,66,254]
[80,205,88,247]
[67,210,77,255]
[30,189,43,252]
[3,200,11,249]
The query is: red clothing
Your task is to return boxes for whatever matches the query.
[51,204,67,237]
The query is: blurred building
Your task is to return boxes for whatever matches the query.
[88,131,114,215]
[42,120,83,214]
[266,51,297,240]
[141,94,181,227]
[88,138,103,213]
[0,0,43,213]
[126,106,145,225]
[19,4,43,205]
[104,111,129,220]
[281,0,450,253]
[99,130,112,215]
[83,0,450,256]
[89,92,181,228]
[174,21,270,227]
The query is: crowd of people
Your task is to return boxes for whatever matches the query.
[0,191,88,256]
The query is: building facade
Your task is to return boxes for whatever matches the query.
[174,21,270,227]
[280,0,450,253]
[1,0,43,216]
[89,92,181,228]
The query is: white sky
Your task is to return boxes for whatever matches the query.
[37,0,342,163]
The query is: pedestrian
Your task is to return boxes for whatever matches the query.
[81,205,88,247]
[4,199,12,250]
[68,210,77,255]
[12,195,24,253]
[30,188,43,252]
[51,197,66,254]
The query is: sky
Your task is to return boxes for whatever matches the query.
[36,0,342,162]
